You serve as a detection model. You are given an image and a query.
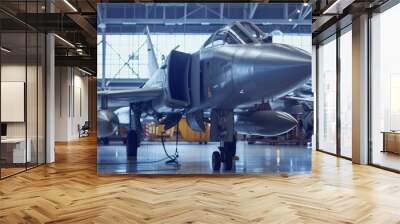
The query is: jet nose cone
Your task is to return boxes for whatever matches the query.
[230,43,311,104]
[255,43,311,76]
[251,44,311,98]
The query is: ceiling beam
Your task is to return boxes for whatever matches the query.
[67,13,97,46]
[249,3,259,19]
[55,55,96,69]
[98,18,310,26]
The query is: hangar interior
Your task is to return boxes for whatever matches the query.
[96,3,313,174]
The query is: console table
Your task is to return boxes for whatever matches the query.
[382,131,400,154]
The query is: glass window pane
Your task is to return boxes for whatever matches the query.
[318,38,337,154]
[371,3,400,170]
[340,30,352,158]
[27,31,38,169]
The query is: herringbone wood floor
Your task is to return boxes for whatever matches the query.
[1,136,400,224]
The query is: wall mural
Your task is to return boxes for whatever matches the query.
[97,3,313,174]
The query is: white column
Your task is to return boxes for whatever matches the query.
[45,1,55,163]
[352,14,369,164]
[46,33,55,163]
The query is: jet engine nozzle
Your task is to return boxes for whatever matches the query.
[235,111,297,137]
[97,109,120,138]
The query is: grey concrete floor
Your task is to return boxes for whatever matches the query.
[97,141,312,174]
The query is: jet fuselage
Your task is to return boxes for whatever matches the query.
[146,42,311,115]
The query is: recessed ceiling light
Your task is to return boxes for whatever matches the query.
[98,23,106,29]
[288,18,293,22]
[122,22,136,25]
[303,3,309,6]
[297,9,301,13]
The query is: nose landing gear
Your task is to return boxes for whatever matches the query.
[212,137,237,171]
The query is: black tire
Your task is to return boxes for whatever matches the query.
[248,141,255,145]
[212,151,221,171]
[122,138,127,145]
[126,130,138,157]
[204,141,208,144]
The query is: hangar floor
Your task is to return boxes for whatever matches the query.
[1,136,400,223]
[97,142,311,174]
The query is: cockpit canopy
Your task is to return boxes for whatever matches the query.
[202,21,270,48]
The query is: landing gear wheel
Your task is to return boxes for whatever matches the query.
[212,151,221,171]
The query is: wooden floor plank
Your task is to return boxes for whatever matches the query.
[1,136,400,223]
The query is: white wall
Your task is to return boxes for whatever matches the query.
[55,67,89,141]
[1,65,26,138]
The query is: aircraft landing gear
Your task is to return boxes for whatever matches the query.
[126,130,138,158]
[98,137,109,145]
[212,151,221,171]
[127,103,142,159]
[212,137,237,171]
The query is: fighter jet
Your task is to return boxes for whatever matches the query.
[98,21,311,171]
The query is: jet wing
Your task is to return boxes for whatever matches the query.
[98,87,163,103]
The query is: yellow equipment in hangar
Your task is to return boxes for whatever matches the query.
[146,117,210,143]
